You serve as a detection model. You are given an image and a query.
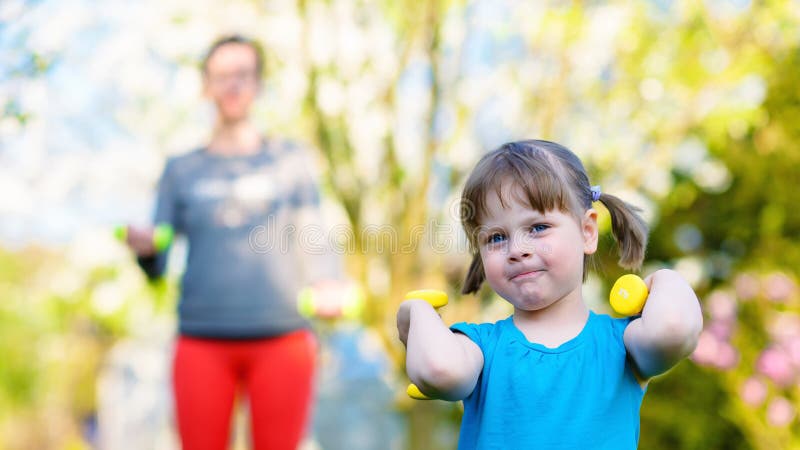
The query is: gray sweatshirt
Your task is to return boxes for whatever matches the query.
[138,139,340,338]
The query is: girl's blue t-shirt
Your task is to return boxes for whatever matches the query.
[450,311,646,450]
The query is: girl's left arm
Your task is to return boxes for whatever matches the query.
[623,269,703,380]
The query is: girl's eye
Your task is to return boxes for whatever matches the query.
[530,224,549,234]
[487,233,506,244]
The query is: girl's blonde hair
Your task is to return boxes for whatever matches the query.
[460,140,648,295]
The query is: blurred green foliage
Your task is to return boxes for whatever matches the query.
[0,247,173,449]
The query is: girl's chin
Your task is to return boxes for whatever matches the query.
[513,302,550,313]
[507,295,549,311]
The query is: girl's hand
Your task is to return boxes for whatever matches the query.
[624,269,703,380]
[398,298,484,400]
[642,269,691,301]
[397,299,433,347]
[125,225,157,257]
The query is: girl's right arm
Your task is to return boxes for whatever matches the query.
[397,299,484,401]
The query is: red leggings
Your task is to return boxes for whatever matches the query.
[172,330,317,450]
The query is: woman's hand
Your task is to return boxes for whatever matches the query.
[125,225,157,257]
[304,279,361,319]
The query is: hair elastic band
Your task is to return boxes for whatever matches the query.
[590,185,602,202]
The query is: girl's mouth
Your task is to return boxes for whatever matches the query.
[510,269,544,281]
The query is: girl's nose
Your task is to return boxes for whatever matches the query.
[508,251,531,261]
[508,238,534,261]
[509,250,531,260]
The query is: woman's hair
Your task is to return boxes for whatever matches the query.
[460,139,649,294]
[202,34,265,78]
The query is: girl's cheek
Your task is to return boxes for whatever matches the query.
[537,242,554,257]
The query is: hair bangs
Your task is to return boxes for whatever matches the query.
[461,145,573,249]
[491,150,572,216]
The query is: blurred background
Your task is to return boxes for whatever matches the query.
[1,0,800,448]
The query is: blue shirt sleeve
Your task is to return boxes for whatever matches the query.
[450,321,499,358]
[450,322,482,346]
[450,321,493,400]
[609,315,637,343]
[609,314,648,391]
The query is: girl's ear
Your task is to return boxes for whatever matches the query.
[582,209,599,255]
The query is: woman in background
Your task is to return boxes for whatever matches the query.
[124,35,339,450]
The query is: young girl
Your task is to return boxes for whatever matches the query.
[397,140,703,449]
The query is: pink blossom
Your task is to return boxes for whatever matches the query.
[707,321,734,341]
[765,273,797,303]
[784,337,800,368]
[734,273,759,301]
[691,331,719,367]
[713,342,739,370]
[740,377,767,407]
[767,397,795,427]
[757,347,796,387]
[768,313,800,343]
[706,290,737,322]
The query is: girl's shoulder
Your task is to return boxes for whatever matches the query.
[450,317,514,350]
[590,312,638,352]
[592,312,638,333]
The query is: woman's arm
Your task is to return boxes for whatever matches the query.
[134,159,178,280]
[623,269,704,380]
[398,299,484,400]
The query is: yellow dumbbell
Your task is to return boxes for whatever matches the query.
[404,289,448,400]
[609,274,649,316]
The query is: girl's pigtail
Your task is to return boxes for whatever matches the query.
[461,253,485,295]
[596,193,648,270]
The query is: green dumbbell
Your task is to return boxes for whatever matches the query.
[114,224,174,252]
[405,289,449,400]
[297,283,365,320]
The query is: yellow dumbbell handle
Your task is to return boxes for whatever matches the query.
[609,274,649,316]
[405,289,448,400]
[405,289,448,309]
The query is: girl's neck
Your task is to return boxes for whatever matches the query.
[512,284,589,348]
[207,118,262,156]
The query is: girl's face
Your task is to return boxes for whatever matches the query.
[477,182,598,312]
[203,43,260,122]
